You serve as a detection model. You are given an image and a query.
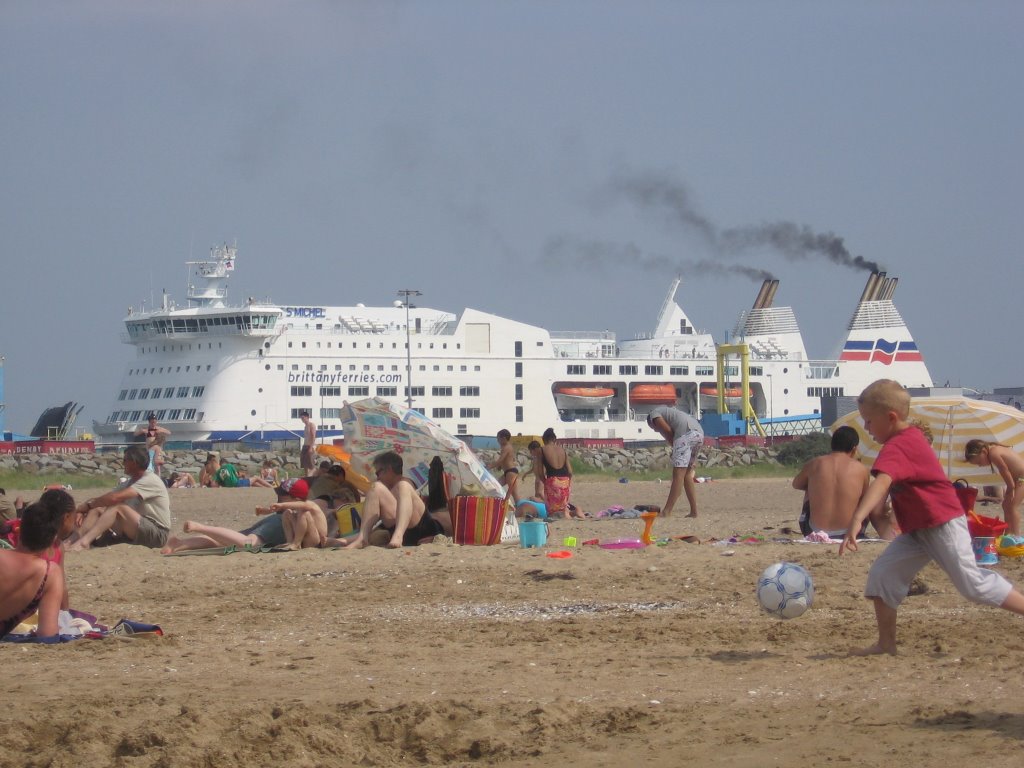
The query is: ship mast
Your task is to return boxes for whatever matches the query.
[186,242,236,308]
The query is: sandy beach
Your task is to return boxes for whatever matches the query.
[4,477,1024,767]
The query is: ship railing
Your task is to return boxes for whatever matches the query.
[551,331,616,341]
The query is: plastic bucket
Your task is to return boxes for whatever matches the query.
[972,536,998,566]
[519,520,548,548]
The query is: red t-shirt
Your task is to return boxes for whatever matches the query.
[872,426,963,534]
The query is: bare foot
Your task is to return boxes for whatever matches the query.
[342,537,366,550]
[386,538,403,549]
[275,543,300,552]
[66,541,89,552]
[685,512,698,518]
[848,643,896,657]
[160,535,182,555]
[183,520,196,533]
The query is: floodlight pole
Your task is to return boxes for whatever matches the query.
[398,289,421,409]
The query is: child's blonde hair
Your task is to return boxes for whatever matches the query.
[857,379,910,419]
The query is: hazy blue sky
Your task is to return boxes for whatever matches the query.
[1,1,1020,434]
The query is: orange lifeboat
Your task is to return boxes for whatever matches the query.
[699,385,752,399]
[554,386,615,409]
[629,384,677,405]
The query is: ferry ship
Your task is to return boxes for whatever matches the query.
[93,244,933,445]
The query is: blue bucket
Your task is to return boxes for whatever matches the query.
[519,520,548,548]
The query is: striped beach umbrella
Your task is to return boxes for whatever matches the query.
[831,396,1024,483]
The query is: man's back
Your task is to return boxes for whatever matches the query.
[801,452,869,534]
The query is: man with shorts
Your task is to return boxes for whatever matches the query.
[792,426,872,539]
[300,411,316,472]
[647,405,704,518]
[68,444,172,550]
[342,451,443,549]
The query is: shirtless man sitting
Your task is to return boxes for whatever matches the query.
[343,451,443,549]
[792,426,895,540]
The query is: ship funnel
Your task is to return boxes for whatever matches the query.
[764,279,780,308]
[752,280,772,310]
[881,276,898,301]
[859,271,880,303]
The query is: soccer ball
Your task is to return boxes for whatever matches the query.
[756,562,814,620]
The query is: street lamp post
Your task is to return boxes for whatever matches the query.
[398,289,421,409]
[766,374,773,444]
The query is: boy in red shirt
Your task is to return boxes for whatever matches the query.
[840,379,1024,655]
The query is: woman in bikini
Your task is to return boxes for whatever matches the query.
[539,428,583,520]
[965,440,1024,536]
[0,501,65,639]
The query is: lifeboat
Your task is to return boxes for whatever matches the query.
[629,384,677,405]
[698,385,753,399]
[554,386,615,409]
[699,385,753,410]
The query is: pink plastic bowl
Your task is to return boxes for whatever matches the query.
[599,538,645,550]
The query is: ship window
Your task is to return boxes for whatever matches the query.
[367,343,372,349]
[301,342,307,349]
[460,366,467,372]
[118,390,128,401]
[670,366,688,376]
[515,384,523,401]
[138,388,150,399]
[419,365,426,372]
[392,343,397,349]
[696,366,714,376]
[457,424,468,434]
[320,365,328,371]
[432,387,452,397]
[405,386,425,397]
[429,343,434,349]
[316,342,321,348]
[321,408,341,419]
[392,366,399,371]
[349,386,369,396]
[167,409,181,420]
[748,366,763,376]
[291,386,312,397]
[592,365,611,375]
[305,365,313,371]
[320,387,341,397]
[432,408,453,419]
[377,387,397,397]
[177,387,189,397]
[724,366,738,376]
[459,387,480,397]
[514,341,522,357]
[378,365,384,371]
[192,386,204,397]
[250,410,256,417]
[619,365,637,375]
[447,365,453,372]
[474,366,480,371]
[334,365,342,371]
[515,406,523,423]
[432,365,439,372]
[128,389,138,400]
[567,365,585,375]
[288,342,293,348]
[290,408,305,418]
[460,408,480,418]
[644,366,663,376]
[515,362,523,377]
[150,388,161,399]
[182,409,195,420]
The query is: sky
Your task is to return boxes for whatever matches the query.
[1,1,1021,434]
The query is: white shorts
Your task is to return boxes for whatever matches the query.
[671,430,704,469]
[865,515,1013,610]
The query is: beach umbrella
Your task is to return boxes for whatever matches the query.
[831,396,1024,483]
[313,444,373,493]
[339,397,504,497]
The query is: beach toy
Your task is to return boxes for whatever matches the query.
[640,510,658,545]
[519,520,548,548]
[971,536,998,566]
[581,538,600,546]
[599,538,645,550]
[546,550,573,559]
[563,536,577,547]
[996,535,1024,558]
[517,499,548,519]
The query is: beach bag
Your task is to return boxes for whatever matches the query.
[952,479,977,514]
[334,502,363,537]
[500,508,520,544]
[449,495,508,545]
